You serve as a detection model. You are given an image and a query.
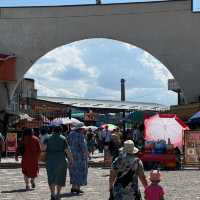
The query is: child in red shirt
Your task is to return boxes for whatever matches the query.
[145,170,165,200]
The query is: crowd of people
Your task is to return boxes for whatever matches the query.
[86,124,145,161]
[13,123,89,200]
[0,122,165,200]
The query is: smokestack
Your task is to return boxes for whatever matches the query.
[121,78,125,101]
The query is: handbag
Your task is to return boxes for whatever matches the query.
[39,151,47,162]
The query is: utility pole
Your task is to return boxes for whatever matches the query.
[121,79,126,134]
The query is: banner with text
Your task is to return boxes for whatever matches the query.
[184,130,200,165]
[6,132,17,153]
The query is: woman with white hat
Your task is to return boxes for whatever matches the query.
[109,140,148,200]
[67,122,88,194]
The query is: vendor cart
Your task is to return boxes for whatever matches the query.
[138,151,178,170]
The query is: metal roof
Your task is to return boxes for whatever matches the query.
[38,96,169,112]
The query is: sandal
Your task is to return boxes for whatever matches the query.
[31,180,36,188]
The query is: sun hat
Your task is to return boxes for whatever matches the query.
[122,140,139,154]
[71,122,85,131]
[149,170,161,182]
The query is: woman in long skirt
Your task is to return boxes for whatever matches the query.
[67,123,88,194]
[44,126,73,200]
[16,128,41,190]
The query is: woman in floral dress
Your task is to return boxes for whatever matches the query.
[109,140,148,200]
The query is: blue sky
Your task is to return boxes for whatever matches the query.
[4,0,197,106]
[0,0,167,7]
[193,0,200,11]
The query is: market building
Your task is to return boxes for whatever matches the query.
[9,78,169,130]
[10,78,37,112]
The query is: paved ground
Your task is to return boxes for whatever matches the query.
[1,168,200,200]
[0,152,105,168]
[0,152,104,164]
[0,168,109,200]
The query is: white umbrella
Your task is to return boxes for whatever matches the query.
[50,117,81,126]
[20,113,34,122]
[50,118,63,126]
[145,114,189,148]
[65,117,81,125]
[87,126,98,131]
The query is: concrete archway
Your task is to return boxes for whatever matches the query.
[0,0,199,112]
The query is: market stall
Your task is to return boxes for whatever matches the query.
[139,114,189,169]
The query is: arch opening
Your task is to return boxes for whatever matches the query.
[17,38,178,107]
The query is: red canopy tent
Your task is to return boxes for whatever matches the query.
[144,114,189,148]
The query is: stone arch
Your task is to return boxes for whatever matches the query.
[0,0,200,109]
[13,37,175,101]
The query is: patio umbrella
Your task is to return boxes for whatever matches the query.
[50,117,81,126]
[101,124,118,131]
[144,114,189,148]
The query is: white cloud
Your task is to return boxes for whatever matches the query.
[28,43,99,81]
[138,51,173,88]
[35,82,80,97]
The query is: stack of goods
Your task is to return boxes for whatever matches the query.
[144,139,175,155]
[154,140,167,154]
[144,141,155,153]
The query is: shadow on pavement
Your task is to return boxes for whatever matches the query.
[60,192,83,198]
[1,188,33,193]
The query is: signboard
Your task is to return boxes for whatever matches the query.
[6,133,17,153]
[184,130,200,165]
